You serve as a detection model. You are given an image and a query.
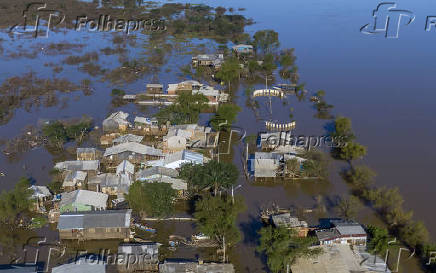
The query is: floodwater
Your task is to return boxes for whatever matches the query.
[0,0,435,272]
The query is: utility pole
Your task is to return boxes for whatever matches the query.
[222,236,226,263]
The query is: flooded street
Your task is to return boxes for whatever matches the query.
[0,0,435,272]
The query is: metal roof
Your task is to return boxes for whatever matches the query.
[146,83,163,88]
[116,160,135,175]
[29,185,51,199]
[271,213,308,228]
[136,166,179,180]
[113,134,144,144]
[58,209,131,230]
[118,243,159,256]
[52,259,106,273]
[333,222,366,236]
[54,160,100,171]
[159,261,234,273]
[60,190,108,209]
[104,142,163,157]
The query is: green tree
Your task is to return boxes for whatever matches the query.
[331,116,355,142]
[367,225,393,257]
[342,165,376,190]
[156,92,208,125]
[215,57,241,91]
[253,30,279,54]
[210,103,241,130]
[42,121,68,149]
[194,195,245,250]
[257,226,323,273]
[300,149,329,178]
[180,160,239,195]
[335,195,361,220]
[0,178,32,224]
[65,118,93,144]
[398,221,429,248]
[339,142,367,161]
[285,158,301,178]
[279,48,296,68]
[126,181,176,218]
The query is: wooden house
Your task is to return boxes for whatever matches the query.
[146,83,163,94]
[77,148,97,161]
[58,209,132,241]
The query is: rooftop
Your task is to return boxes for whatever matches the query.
[113,134,144,144]
[159,261,234,273]
[136,166,179,180]
[60,190,108,209]
[118,243,159,259]
[58,209,132,230]
[117,160,135,175]
[104,142,163,157]
[29,185,51,199]
[54,160,100,171]
[271,213,308,228]
[52,259,106,273]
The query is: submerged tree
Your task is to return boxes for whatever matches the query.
[253,30,279,54]
[215,57,241,91]
[126,181,176,218]
[156,92,208,125]
[0,177,32,225]
[335,195,361,221]
[194,195,245,257]
[367,225,394,257]
[179,160,239,195]
[209,103,241,130]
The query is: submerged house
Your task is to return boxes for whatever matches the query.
[147,150,204,170]
[59,190,108,213]
[103,142,163,163]
[192,85,221,103]
[271,213,309,237]
[146,83,164,94]
[136,166,179,181]
[62,170,87,192]
[167,80,201,95]
[117,243,160,272]
[191,54,224,69]
[112,134,144,145]
[29,185,52,212]
[103,111,131,132]
[315,220,367,246]
[88,160,134,195]
[232,44,254,55]
[58,209,132,241]
[159,260,235,273]
[166,124,217,149]
[52,259,106,273]
[248,152,282,178]
[76,148,97,161]
[54,160,100,177]
[134,116,159,131]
